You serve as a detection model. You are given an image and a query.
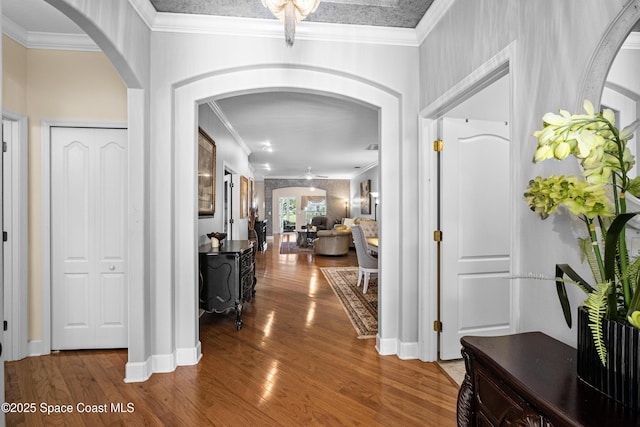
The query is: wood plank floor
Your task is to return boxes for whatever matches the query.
[5,234,459,426]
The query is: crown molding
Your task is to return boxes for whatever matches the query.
[128,0,157,30]
[206,101,252,156]
[151,11,419,47]
[133,0,418,46]
[3,0,459,51]
[416,0,455,45]
[2,16,99,51]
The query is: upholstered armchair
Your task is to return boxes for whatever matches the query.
[313,227,352,256]
[303,216,328,231]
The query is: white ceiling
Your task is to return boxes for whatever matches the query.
[3,1,511,181]
[4,0,84,34]
[214,92,379,180]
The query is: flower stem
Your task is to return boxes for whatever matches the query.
[603,118,633,310]
[619,197,632,308]
[586,218,605,284]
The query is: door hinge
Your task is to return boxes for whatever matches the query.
[433,230,443,242]
[229,219,234,224]
[2,231,7,242]
[3,321,7,331]
[433,139,443,152]
[230,182,235,188]
[2,141,6,153]
[433,320,442,333]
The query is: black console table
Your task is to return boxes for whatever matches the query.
[458,332,640,426]
[254,219,267,252]
[198,240,256,330]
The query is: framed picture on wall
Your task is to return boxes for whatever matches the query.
[360,179,371,214]
[240,175,249,218]
[198,128,216,217]
[249,177,255,210]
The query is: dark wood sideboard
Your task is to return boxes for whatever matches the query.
[254,219,267,252]
[457,332,640,427]
[198,240,256,330]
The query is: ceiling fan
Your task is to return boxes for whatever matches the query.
[303,166,328,180]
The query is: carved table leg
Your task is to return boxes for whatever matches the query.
[457,348,475,426]
[235,301,243,331]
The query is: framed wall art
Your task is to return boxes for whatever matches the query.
[198,128,216,217]
[249,177,255,211]
[240,175,249,218]
[360,179,371,215]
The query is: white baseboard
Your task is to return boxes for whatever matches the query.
[28,339,45,356]
[397,341,419,360]
[376,336,419,360]
[176,341,202,366]
[376,334,397,355]
[125,357,153,383]
[152,352,177,373]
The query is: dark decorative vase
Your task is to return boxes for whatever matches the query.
[577,306,640,411]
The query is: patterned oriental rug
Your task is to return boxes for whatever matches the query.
[320,267,378,339]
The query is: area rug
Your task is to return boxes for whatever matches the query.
[279,241,314,254]
[320,267,378,339]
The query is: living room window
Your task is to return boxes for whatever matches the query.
[302,196,326,225]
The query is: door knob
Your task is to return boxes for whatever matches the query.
[109,265,115,271]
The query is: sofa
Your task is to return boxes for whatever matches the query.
[313,226,352,256]
[341,218,378,250]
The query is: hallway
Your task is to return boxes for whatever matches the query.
[5,235,458,426]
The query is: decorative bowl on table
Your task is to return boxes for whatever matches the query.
[206,232,227,246]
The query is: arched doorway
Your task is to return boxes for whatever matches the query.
[172,65,403,363]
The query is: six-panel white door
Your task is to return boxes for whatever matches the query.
[51,127,128,350]
[440,118,513,360]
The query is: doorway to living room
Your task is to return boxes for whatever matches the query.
[273,187,327,234]
[279,196,296,233]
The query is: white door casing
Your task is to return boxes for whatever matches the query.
[439,118,513,360]
[2,116,28,362]
[0,117,6,426]
[51,127,128,350]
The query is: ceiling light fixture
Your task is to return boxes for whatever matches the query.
[261,0,320,47]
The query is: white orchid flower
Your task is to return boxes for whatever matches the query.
[554,142,571,160]
[533,145,553,162]
[583,100,595,116]
[603,108,616,125]
[575,130,598,158]
[620,120,640,141]
[542,112,567,126]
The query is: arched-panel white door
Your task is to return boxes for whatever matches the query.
[51,127,128,350]
[440,118,513,360]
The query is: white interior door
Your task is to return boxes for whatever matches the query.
[224,173,237,239]
[230,173,245,240]
[2,120,13,360]
[51,127,128,350]
[0,118,6,426]
[440,117,513,360]
[2,116,28,363]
